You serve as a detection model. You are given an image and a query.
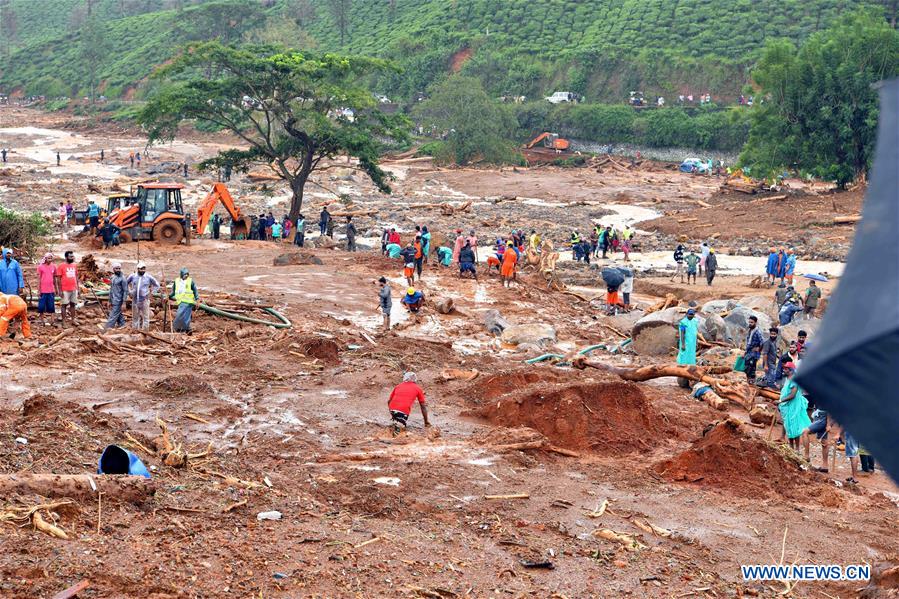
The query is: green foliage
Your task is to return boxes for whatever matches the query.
[414,75,518,165]
[2,0,891,105]
[513,102,751,151]
[740,10,899,186]
[0,1,269,97]
[0,206,50,259]
[139,42,409,218]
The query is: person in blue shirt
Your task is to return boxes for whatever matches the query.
[784,249,797,285]
[401,287,424,313]
[0,248,24,296]
[765,247,778,285]
[87,200,101,234]
[743,315,763,384]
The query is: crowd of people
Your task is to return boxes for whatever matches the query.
[0,249,200,339]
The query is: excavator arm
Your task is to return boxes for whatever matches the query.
[195,182,243,236]
[526,132,550,149]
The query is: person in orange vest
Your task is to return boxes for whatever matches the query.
[0,292,31,340]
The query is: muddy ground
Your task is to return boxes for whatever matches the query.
[1,107,896,598]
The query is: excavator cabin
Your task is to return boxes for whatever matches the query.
[111,183,189,244]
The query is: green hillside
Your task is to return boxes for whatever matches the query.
[0,0,895,102]
[3,0,167,47]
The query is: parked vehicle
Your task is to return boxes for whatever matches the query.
[545,91,580,104]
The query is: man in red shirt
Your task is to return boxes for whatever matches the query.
[387,372,430,434]
[55,250,79,325]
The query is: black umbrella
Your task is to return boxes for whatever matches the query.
[795,78,899,483]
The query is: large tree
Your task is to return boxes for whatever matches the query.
[740,10,899,187]
[414,75,517,165]
[139,42,408,220]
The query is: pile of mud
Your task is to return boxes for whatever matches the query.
[654,419,841,504]
[148,373,214,397]
[1,394,145,474]
[467,372,671,453]
[297,337,341,364]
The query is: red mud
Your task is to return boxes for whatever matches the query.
[297,336,341,364]
[655,419,843,504]
[472,377,671,453]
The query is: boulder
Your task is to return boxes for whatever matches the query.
[701,299,737,315]
[698,311,726,341]
[484,310,510,336]
[779,318,821,345]
[632,307,686,356]
[435,297,455,314]
[739,294,778,321]
[500,323,556,347]
[272,252,323,266]
[723,307,772,345]
[310,235,338,249]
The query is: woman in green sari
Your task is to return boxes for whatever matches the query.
[777,362,811,453]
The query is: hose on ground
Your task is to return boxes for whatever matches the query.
[524,343,609,365]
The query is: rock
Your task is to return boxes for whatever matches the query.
[272,252,323,266]
[701,299,738,315]
[739,294,778,321]
[435,297,455,314]
[310,235,338,249]
[749,403,778,425]
[698,311,726,341]
[723,307,772,345]
[484,310,510,335]
[500,323,556,347]
[632,307,701,356]
[779,319,821,344]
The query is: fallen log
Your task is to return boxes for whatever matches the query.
[833,215,861,225]
[571,358,780,408]
[0,474,157,503]
[751,194,788,203]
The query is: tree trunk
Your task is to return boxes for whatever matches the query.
[572,358,781,408]
[0,473,157,503]
[288,172,308,223]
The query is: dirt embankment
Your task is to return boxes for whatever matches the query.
[466,371,674,453]
[654,418,843,505]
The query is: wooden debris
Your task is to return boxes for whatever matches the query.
[593,528,647,551]
[484,493,530,500]
[32,510,68,539]
[584,499,609,518]
[833,215,861,225]
[440,368,479,382]
[50,579,90,599]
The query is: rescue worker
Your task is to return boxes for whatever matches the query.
[170,267,199,334]
[0,292,30,340]
[127,262,159,330]
[0,248,24,296]
[105,262,128,330]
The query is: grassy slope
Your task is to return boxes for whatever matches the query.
[0,0,885,100]
[307,0,861,60]
[0,0,265,97]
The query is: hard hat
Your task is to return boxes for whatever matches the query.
[180,267,189,276]
[136,261,146,269]
[111,262,122,269]
[407,287,415,295]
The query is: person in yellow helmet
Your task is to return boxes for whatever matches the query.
[400,286,424,313]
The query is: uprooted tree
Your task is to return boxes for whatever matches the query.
[138,42,409,220]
